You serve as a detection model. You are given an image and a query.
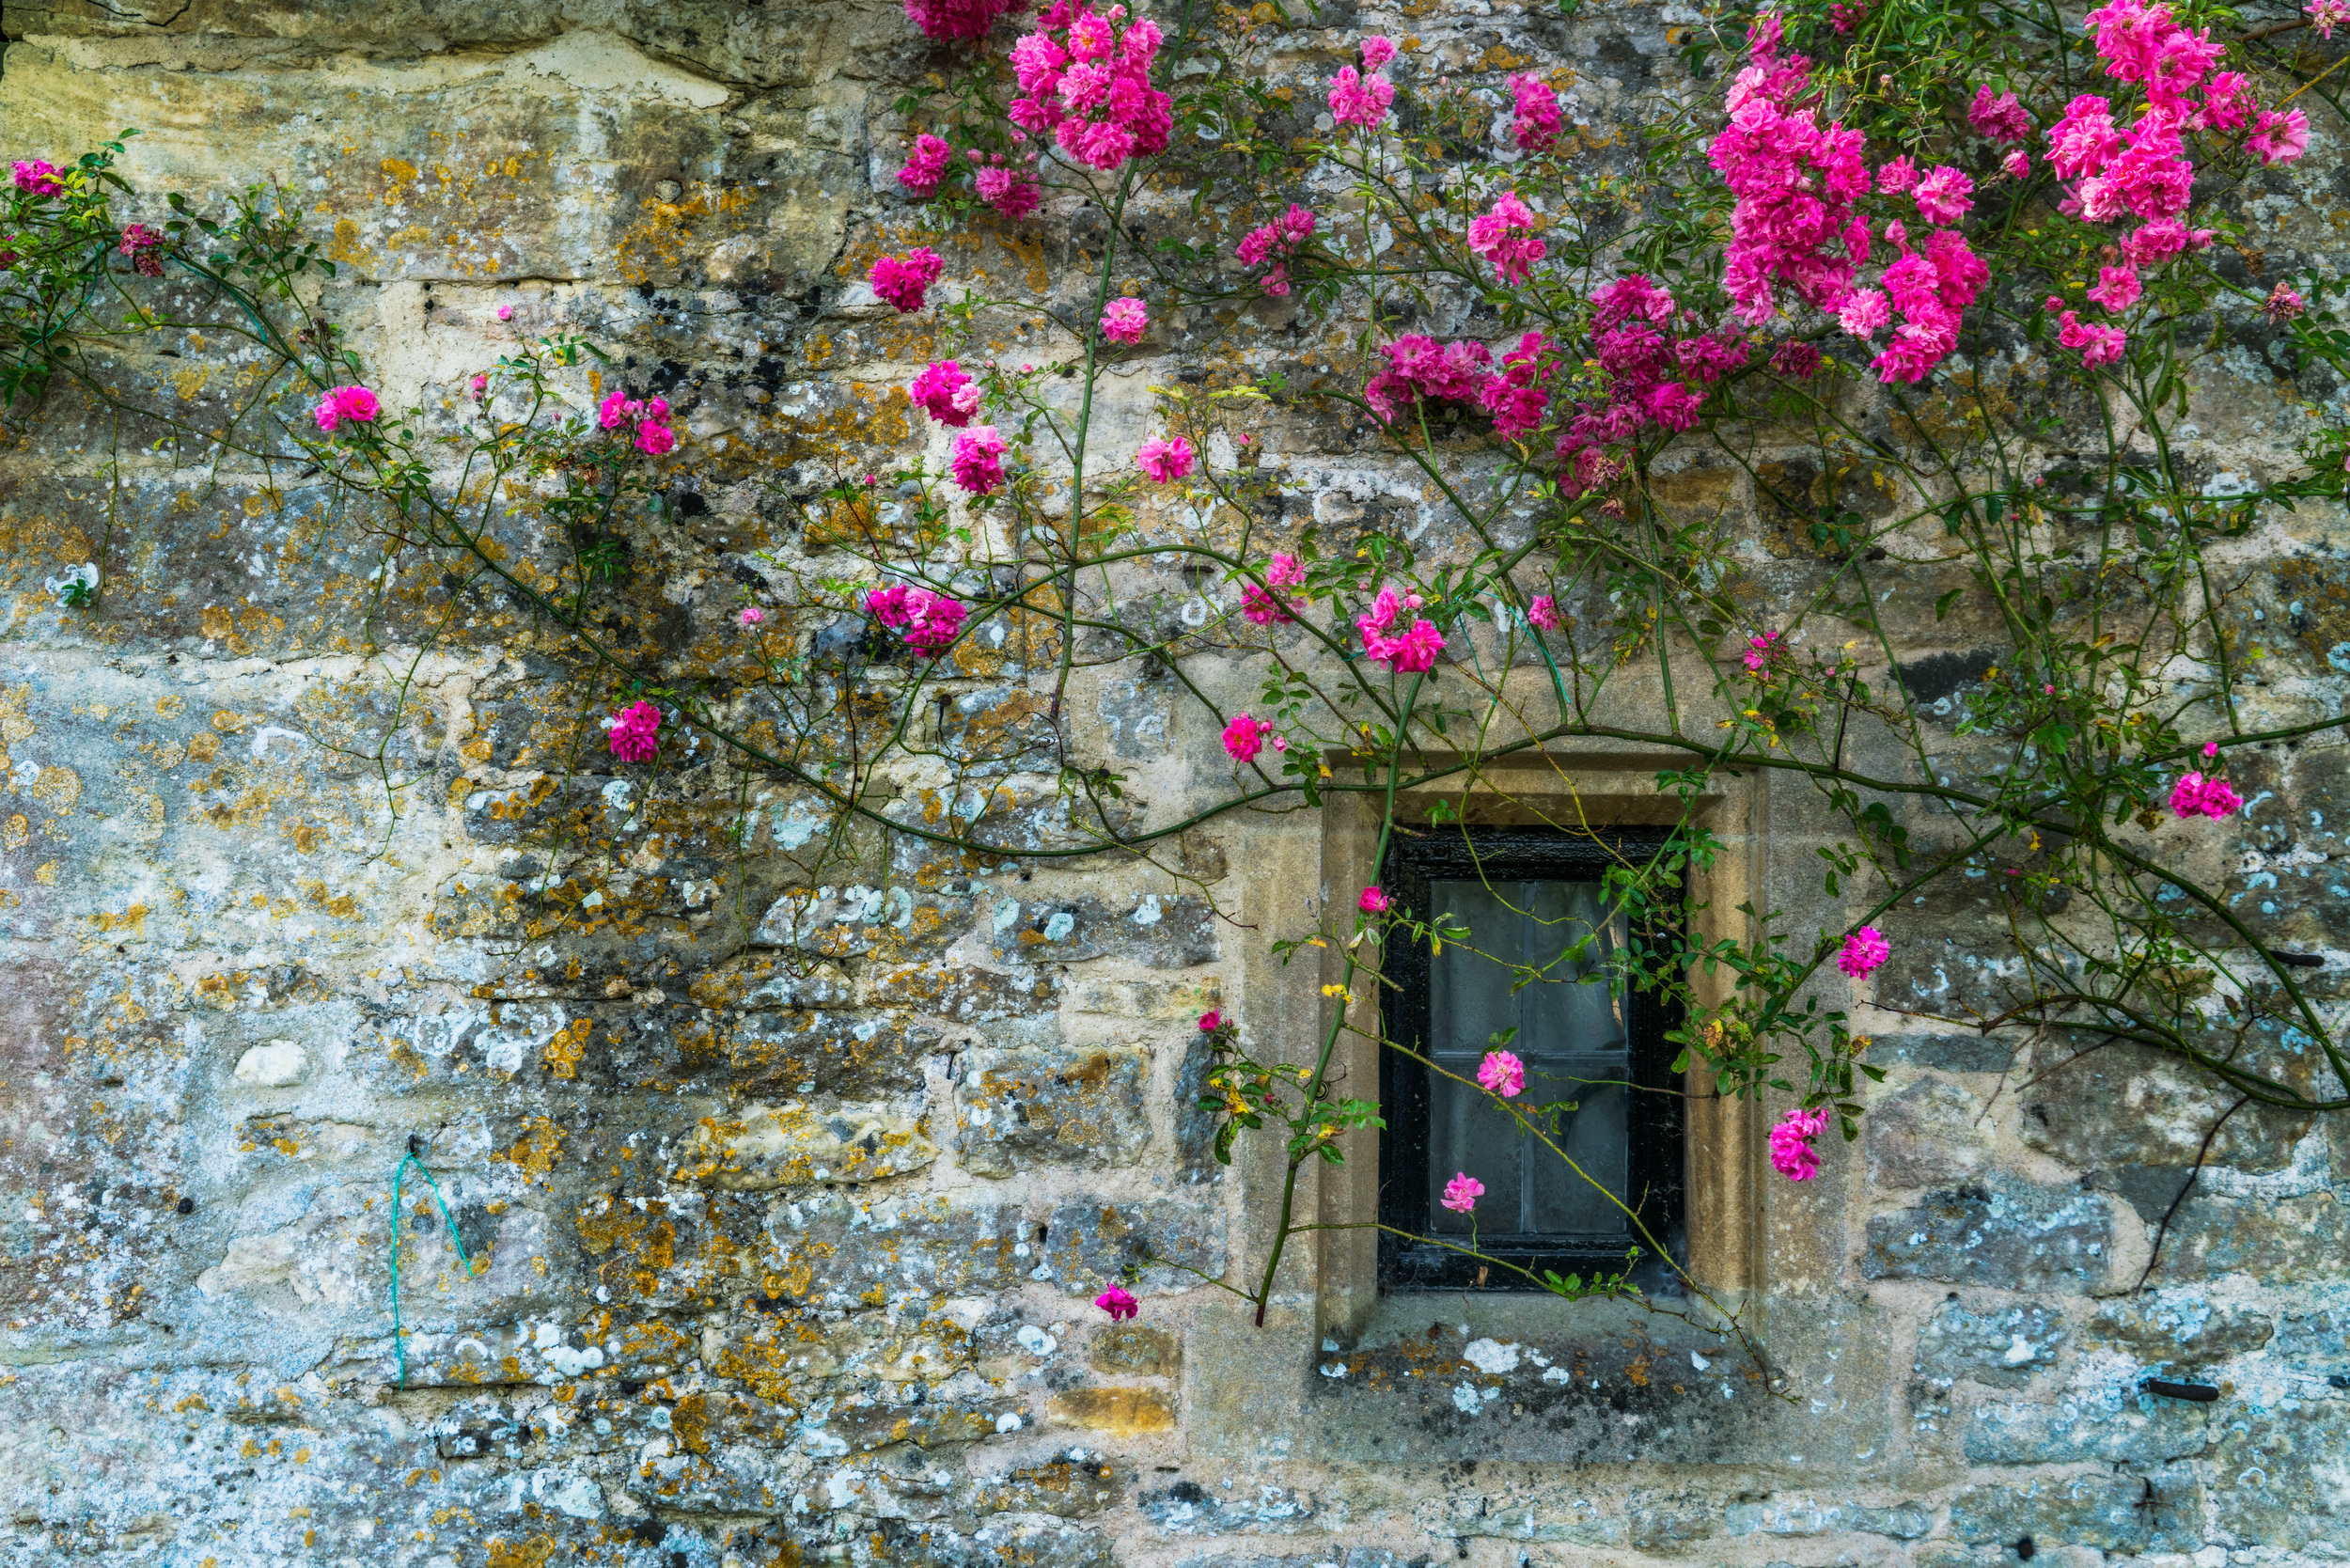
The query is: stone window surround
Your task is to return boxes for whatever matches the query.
[1189,745,1773,1460]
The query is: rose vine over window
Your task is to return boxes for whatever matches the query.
[8,0,2350,1387]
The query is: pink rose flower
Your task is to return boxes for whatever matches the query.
[909,360,982,427]
[312,384,380,433]
[1100,296,1148,344]
[1328,64,1395,130]
[1359,35,1397,71]
[1837,926,1890,979]
[1478,1050,1525,1098]
[606,699,662,763]
[496,304,514,321]
[897,133,954,196]
[1198,1009,1221,1032]
[1137,435,1193,483]
[740,607,765,626]
[975,165,1042,218]
[1509,73,1564,152]
[1094,1285,1139,1320]
[1242,553,1303,625]
[2248,107,2310,165]
[870,247,946,312]
[1358,886,1389,915]
[1222,713,1269,762]
[1769,1105,1830,1181]
[1440,1172,1484,1213]
[11,159,62,197]
[951,426,1009,494]
[634,420,676,457]
[2170,771,2242,819]
[1527,595,1563,632]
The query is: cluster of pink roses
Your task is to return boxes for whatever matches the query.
[1221,713,1286,762]
[599,388,677,456]
[1234,203,1315,297]
[1769,1105,1830,1181]
[2169,770,2243,819]
[1466,191,1544,286]
[312,384,381,434]
[1329,36,1398,130]
[909,360,983,427]
[902,0,1022,42]
[868,583,969,654]
[1711,15,1985,384]
[1508,73,1564,152]
[897,133,1043,219]
[11,159,62,197]
[117,223,164,277]
[1356,586,1445,673]
[1241,552,1306,624]
[951,426,1010,494]
[1009,1,1172,172]
[605,699,663,763]
[871,247,946,313]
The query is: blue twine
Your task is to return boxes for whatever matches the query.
[389,1148,476,1389]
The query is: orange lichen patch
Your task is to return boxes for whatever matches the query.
[1047,1387,1177,1435]
[616,183,757,284]
[495,1117,565,1185]
[91,904,150,934]
[541,1017,591,1079]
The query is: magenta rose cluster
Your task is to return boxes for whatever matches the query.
[868,582,969,655]
[1234,203,1316,296]
[2170,769,2243,819]
[1355,586,1446,673]
[909,359,984,427]
[118,223,164,276]
[870,247,946,313]
[896,132,1042,219]
[11,158,62,197]
[599,388,677,456]
[1329,35,1399,130]
[1009,1,1172,172]
[1769,1105,1831,1181]
[312,384,381,434]
[1241,552,1305,625]
[605,699,663,763]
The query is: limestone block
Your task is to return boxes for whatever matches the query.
[956,1045,1151,1176]
[1863,1181,2117,1290]
[674,1101,936,1189]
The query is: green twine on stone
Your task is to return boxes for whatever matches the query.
[389,1144,477,1390]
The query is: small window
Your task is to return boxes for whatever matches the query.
[1379,827,1685,1293]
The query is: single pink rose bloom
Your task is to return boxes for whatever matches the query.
[1358,886,1389,915]
[1769,1105,1830,1181]
[1478,1050,1526,1099]
[740,607,765,626]
[606,699,663,763]
[1094,1285,1138,1320]
[1440,1172,1484,1213]
[1837,926,1890,979]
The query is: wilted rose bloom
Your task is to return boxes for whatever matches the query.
[2264,283,2308,322]
[1769,340,1822,379]
[1837,926,1890,979]
[1478,1050,1525,1098]
[1440,1172,1484,1213]
[1094,1285,1139,1320]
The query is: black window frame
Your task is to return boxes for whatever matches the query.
[1377,824,1686,1294]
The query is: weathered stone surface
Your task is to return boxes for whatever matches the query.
[963,1456,1127,1519]
[1720,1496,1932,1540]
[2082,1295,2275,1366]
[1948,1473,2161,1551]
[1139,1479,1317,1535]
[1864,1182,2116,1289]
[1916,1297,2066,1388]
[1043,1199,1227,1296]
[1090,1322,1179,1375]
[1866,1074,1992,1188]
[1964,1391,2213,1464]
[675,1100,937,1188]
[957,1044,1151,1176]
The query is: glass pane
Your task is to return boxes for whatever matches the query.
[1424,875,1630,1238]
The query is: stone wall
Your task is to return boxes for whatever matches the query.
[3,3,2349,1566]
